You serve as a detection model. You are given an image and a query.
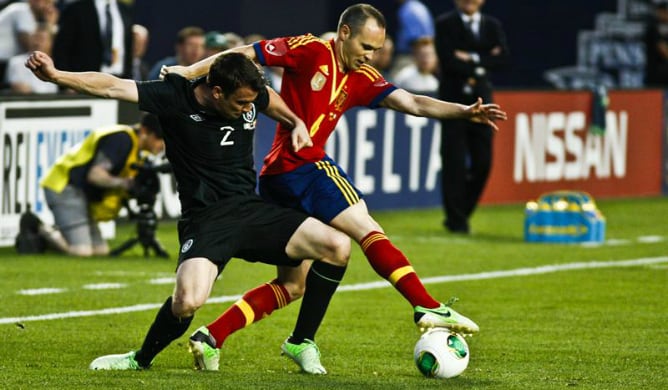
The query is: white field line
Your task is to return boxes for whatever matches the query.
[1,256,667,325]
[17,288,67,296]
[149,277,176,285]
[637,235,665,244]
[82,283,127,290]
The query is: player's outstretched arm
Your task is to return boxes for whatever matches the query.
[162,44,257,80]
[25,51,138,102]
[263,86,312,152]
[380,89,507,131]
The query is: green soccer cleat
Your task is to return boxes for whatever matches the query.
[89,351,143,370]
[281,338,327,375]
[414,300,480,335]
[188,326,220,371]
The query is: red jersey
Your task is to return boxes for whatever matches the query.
[254,34,396,176]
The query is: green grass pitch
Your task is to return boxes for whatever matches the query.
[0,197,666,389]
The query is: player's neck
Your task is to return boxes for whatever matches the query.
[334,40,349,73]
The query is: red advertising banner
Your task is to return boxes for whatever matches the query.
[481,89,664,204]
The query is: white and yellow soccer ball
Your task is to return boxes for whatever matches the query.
[414,328,470,378]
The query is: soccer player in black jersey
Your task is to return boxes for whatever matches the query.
[25,50,351,371]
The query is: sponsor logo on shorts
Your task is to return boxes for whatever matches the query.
[181,238,194,253]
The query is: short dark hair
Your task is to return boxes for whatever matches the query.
[207,52,266,96]
[140,113,163,139]
[338,3,386,36]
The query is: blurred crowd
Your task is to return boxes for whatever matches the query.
[4,0,668,97]
[0,0,442,96]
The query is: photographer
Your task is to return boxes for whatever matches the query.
[40,113,164,257]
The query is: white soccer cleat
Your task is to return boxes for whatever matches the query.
[188,326,220,371]
[281,338,327,375]
[89,351,142,370]
[414,302,480,335]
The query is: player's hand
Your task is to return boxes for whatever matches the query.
[24,51,58,82]
[291,120,313,152]
[160,65,189,80]
[465,97,507,131]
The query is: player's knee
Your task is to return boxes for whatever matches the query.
[171,293,205,317]
[327,231,351,267]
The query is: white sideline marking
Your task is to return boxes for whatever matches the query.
[94,271,168,277]
[637,235,665,244]
[2,256,667,325]
[149,277,176,285]
[82,283,126,290]
[604,239,631,246]
[17,288,67,296]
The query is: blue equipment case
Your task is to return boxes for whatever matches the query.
[524,191,606,243]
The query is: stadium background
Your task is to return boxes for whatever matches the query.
[1,0,666,246]
[134,0,618,88]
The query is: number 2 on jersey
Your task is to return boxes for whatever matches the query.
[219,126,235,146]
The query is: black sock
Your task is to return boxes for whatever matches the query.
[289,262,346,344]
[134,296,193,367]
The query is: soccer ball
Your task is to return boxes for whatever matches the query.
[413,328,470,378]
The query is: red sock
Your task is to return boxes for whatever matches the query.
[360,231,439,308]
[207,279,290,348]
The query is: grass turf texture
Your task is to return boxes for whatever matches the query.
[0,197,666,389]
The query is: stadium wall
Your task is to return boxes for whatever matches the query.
[0,90,665,246]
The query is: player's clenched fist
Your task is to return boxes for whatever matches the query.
[24,51,57,82]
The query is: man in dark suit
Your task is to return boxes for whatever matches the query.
[52,0,132,79]
[644,1,668,86]
[434,0,509,234]
[131,23,150,80]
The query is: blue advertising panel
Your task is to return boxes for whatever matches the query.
[255,107,443,211]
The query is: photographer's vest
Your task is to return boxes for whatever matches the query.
[41,125,139,221]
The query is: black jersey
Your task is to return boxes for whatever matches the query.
[136,74,269,214]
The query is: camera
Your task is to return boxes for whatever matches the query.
[130,160,171,206]
[109,159,171,258]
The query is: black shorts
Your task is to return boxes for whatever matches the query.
[176,194,307,272]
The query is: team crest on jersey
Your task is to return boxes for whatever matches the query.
[311,71,327,91]
[333,90,349,111]
[181,238,193,253]
[243,103,257,129]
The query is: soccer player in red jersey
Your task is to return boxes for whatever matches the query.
[170,3,506,374]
